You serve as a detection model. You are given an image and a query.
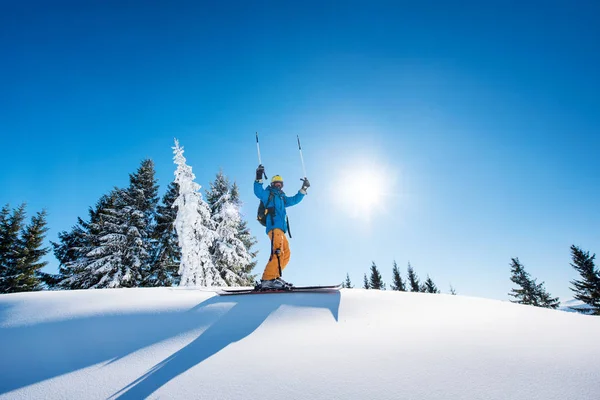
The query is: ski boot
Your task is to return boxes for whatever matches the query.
[258,278,293,291]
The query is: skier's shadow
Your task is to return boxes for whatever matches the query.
[111,291,341,399]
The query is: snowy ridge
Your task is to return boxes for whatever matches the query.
[0,288,599,400]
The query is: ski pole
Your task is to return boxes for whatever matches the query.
[256,132,268,180]
[297,135,307,179]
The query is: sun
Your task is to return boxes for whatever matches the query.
[334,164,390,220]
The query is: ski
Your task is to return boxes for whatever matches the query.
[217,283,342,296]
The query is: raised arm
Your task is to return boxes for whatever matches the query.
[254,180,269,203]
[284,178,310,207]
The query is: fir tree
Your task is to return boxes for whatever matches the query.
[0,205,49,293]
[390,260,406,291]
[363,273,370,289]
[369,262,385,290]
[121,159,159,285]
[230,182,258,283]
[173,139,220,286]
[0,204,25,293]
[206,171,256,286]
[344,273,353,288]
[569,245,600,315]
[422,275,440,294]
[509,258,560,309]
[51,193,116,289]
[146,181,181,287]
[407,262,420,292]
[68,160,159,289]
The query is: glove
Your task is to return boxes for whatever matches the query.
[300,177,310,194]
[256,164,264,181]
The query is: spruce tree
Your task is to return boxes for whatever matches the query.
[173,139,220,286]
[509,258,560,309]
[0,205,49,293]
[569,245,600,315]
[407,262,420,292]
[121,159,159,285]
[363,273,370,289]
[390,260,406,291]
[230,182,258,283]
[422,275,440,294]
[0,204,25,293]
[206,171,256,286]
[144,181,181,287]
[369,262,384,290]
[344,273,353,288]
[51,193,116,289]
[67,160,160,289]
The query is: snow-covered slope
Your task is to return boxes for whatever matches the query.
[1,288,599,400]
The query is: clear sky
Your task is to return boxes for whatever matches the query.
[1,1,599,301]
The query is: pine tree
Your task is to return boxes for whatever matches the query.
[145,181,181,287]
[230,182,258,283]
[422,275,440,294]
[363,273,370,289]
[173,139,220,286]
[449,285,457,295]
[569,245,600,315]
[344,273,353,288]
[206,171,256,286]
[509,258,560,309]
[50,193,116,289]
[121,159,159,285]
[407,262,420,292]
[66,160,159,289]
[0,205,49,293]
[0,204,25,293]
[390,260,406,291]
[369,262,385,290]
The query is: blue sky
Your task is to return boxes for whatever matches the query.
[1,1,599,301]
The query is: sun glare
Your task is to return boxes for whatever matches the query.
[335,164,391,220]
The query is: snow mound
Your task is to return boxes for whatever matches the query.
[1,288,599,400]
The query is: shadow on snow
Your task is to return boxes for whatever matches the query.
[0,291,340,397]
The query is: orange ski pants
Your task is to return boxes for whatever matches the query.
[262,228,291,280]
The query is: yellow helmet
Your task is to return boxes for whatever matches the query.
[271,175,284,185]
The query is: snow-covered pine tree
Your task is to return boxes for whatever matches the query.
[74,189,143,288]
[230,182,258,282]
[145,181,181,287]
[390,260,406,291]
[73,160,159,289]
[509,257,560,309]
[0,204,25,293]
[344,273,353,288]
[121,159,159,285]
[449,285,457,295]
[369,262,385,290]
[206,170,256,286]
[363,273,370,289]
[172,139,220,286]
[407,262,420,292]
[569,245,600,315]
[51,193,116,289]
[422,275,440,294]
[0,205,49,293]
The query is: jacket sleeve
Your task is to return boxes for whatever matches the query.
[284,191,305,207]
[254,181,269,203]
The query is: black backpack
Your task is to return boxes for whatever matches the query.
[257,190,276,227]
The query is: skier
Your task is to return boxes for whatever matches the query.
[254,164,310,289]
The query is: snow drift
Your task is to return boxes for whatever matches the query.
[0,288,599,400]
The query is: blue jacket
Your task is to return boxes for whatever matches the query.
[254,180,305,234]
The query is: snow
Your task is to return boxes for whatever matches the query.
[1,288,599,400]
